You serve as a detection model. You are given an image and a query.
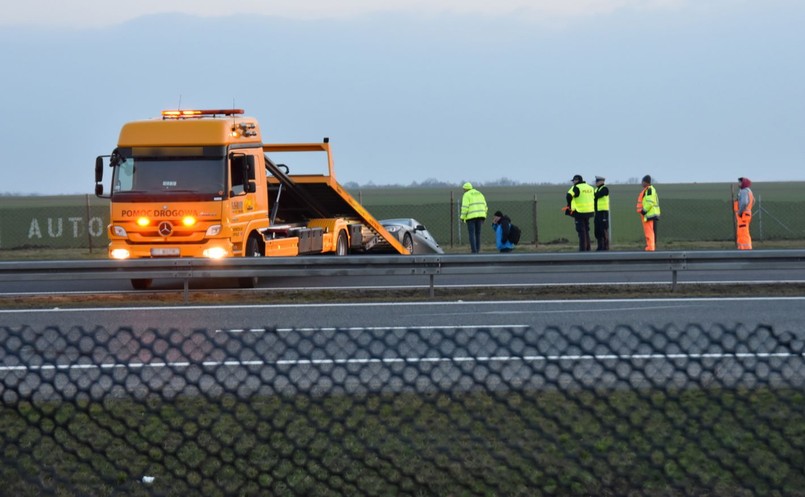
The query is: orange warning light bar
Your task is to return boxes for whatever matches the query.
[161,109,245,119]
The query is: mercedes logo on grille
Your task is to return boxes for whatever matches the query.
[158,221,173,236]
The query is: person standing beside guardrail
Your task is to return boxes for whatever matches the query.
[593,175,610,251]
[734,177,755,250]
[460,182,488,254]
[564,174,595,251]
[637,175,661,251]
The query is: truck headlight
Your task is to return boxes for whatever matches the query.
[206,225,222,236]
[112,226,128,237]
[110,248,130,259]
[203,247,228,259]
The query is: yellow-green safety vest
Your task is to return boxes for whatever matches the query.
[595,185,609,212]
[460,189,488,221]
[639,186,661,221]
[568,183,594,214]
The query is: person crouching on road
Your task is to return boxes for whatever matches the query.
[491,211,515,253]
[460,182,488,254]
[566,174,595,251]
[636,175,661,251]
[593,175,610,251]
[734,177,755,250]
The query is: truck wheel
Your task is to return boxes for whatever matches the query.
[238,235,262,288]
[131,278,152,290]
[403,233,414,254]
[335,230,349,256]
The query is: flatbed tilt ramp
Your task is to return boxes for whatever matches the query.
[263,142,409,255]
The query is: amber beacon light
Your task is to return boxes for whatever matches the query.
[161,109,244,119]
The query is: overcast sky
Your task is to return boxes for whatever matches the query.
[1,0,804,194]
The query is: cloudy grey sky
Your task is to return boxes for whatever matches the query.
[1,0,804,194]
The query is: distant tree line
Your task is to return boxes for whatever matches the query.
[342,177,643,189]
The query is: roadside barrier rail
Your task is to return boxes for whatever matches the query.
[3,249,805,300]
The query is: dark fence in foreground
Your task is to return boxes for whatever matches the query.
[2,324,805,496]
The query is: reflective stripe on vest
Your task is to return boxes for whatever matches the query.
[595,185,610,212]
[568,183,594,214]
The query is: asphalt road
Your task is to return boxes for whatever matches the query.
[2,297,803,331]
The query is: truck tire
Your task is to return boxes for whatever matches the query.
[335,230,349,256]
[239,234,262,288]
[131,278,152,290]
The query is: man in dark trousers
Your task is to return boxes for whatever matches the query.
[593,175,610,251]
[565,174,594,251]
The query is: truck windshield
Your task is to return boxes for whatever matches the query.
[111,146,226,200]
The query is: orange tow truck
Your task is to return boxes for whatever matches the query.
[94,108,407,289]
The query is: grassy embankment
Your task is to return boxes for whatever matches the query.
[2,388,804,497]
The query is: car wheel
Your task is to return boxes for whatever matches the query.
[335,231,349,256]
[402,233,414,254]
[238,234,261,288]
[131,278,152,290]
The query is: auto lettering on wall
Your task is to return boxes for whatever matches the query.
[28,217,106,240]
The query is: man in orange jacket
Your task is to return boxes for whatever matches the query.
[734,177,755,250]
[636,175,661,251]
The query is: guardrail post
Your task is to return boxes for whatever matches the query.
[183,279,189,304]
[671,269,678,292]
[429,274,435,299]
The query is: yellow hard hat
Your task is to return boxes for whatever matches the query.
[462,182,473,190]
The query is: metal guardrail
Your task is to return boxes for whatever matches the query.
[3,249,805,301]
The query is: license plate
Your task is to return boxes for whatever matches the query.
[151,248,180,256]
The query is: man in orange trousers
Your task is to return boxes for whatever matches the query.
[636,175,661,251]
[734,177,755,250]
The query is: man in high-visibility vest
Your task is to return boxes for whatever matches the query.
[565,174,595,251]
[460,182,488,253]
[593,175,610,251]
[734,177,755,250]
[636,175,661,251]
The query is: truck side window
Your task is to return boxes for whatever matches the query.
[230,156,245,195]
[115,159,135,192]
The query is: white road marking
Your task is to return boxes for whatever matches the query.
[216,324,530,333]
[1,351,800,373]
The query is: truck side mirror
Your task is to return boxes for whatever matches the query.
[94,156,109,197]
[95,156,104,183]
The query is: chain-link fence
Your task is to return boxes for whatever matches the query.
[371,196,805,249]
[2,324,804,496]
[0,191,803,251]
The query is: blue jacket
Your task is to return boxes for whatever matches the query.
[493,222,515,252]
